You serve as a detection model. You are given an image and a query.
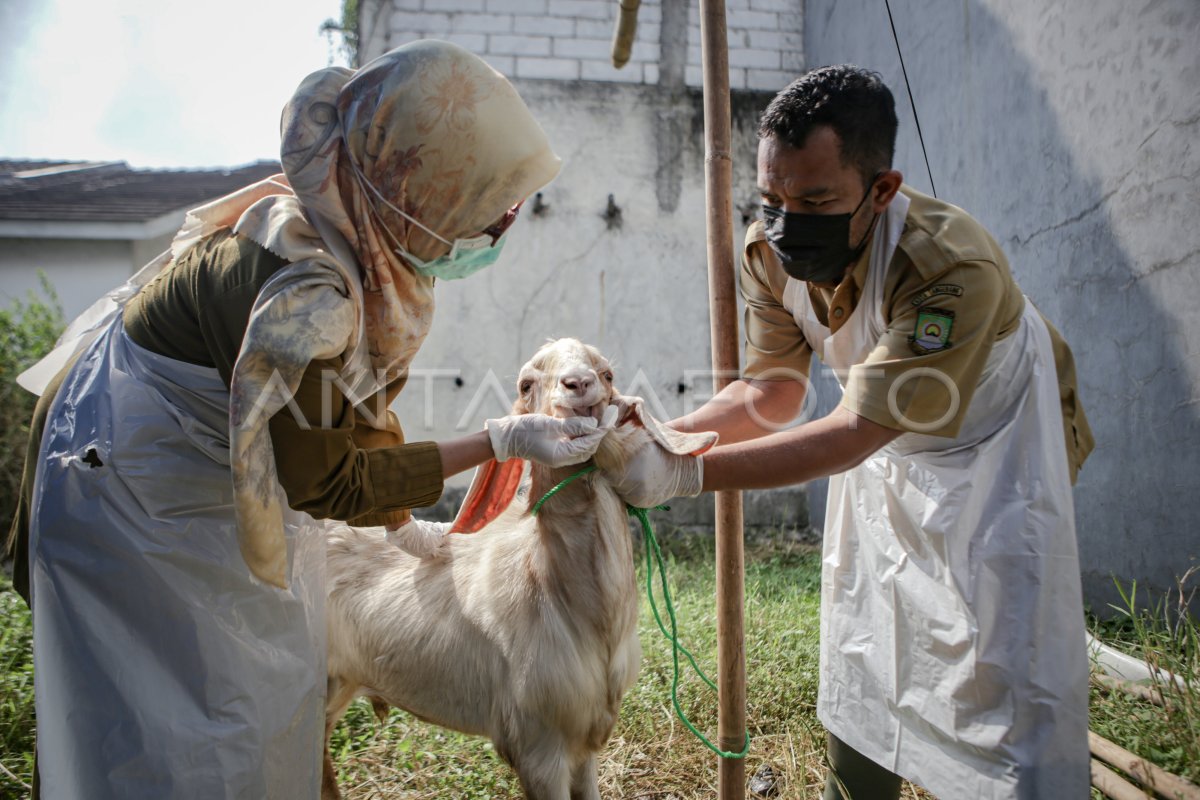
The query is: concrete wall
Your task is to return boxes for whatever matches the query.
[361,0,802,91]
[0,238,137,319]
[803,0,1200,610]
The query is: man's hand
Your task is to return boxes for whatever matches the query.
[605,443,704,508]
[486,414,610,467]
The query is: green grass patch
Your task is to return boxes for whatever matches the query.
[5,541,1197,799]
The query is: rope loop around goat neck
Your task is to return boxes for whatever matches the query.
[528,467,751,760]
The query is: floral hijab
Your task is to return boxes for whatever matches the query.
[176,41,561,587]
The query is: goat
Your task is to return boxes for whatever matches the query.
[321,338,716,800]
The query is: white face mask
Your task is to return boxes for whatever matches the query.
[348,157,510,280]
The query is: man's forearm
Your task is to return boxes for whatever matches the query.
[701,404,902,491]
[671,378,807,445]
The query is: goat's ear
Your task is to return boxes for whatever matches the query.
[449,458,526,534]
[627,401,718,456]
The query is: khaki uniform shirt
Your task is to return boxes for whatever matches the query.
[121,228,443,526]
[741,185,1093,481]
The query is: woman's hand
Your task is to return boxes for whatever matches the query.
[486,414,609,467]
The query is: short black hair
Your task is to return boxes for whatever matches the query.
[758,65,898,186]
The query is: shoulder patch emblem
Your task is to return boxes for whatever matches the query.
[910,307,955,354]
[910,283,964,307]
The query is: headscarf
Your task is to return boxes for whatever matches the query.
[173,41,561,587]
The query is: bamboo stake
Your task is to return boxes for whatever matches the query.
[1089,730,1200,800]
[609,0,641,68]
[1092,758,1154,800]
[697,0,746,796]
[1091,671,1173,709]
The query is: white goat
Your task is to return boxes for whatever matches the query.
[321,338,715,800]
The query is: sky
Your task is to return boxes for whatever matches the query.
[0,0,350,168]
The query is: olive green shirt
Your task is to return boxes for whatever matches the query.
[121,228,444,525]
[741,185,1094,481]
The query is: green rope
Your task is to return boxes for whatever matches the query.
[629,504,750,760]
[529,467,749,760]
[529,464,598,516]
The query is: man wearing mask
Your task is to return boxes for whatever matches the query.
[609,65,1095,798]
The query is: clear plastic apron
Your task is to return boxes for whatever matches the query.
[782,194,1090,799]
[28,311,327,800]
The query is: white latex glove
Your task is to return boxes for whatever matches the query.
[485,413,609,467]
[605,443,704,508]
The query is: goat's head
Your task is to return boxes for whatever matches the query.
[511,338,618,422]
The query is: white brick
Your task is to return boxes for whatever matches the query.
[780,48,803,71]
[424,0,484,11]
[443,32,487,52]
[487,0,547,13]
[390,10,452,32]
[684,64,746,89]
[747,68,794,91]
[488,33,553,55]
[777,11,802,33]
[745,29,801,51]
[547,0,611,19]
[644,62,659,84]
[394,0,422,10]
[450,12,513,33]
[729,48,780,69]
[575,19,613,38]
[726,8,778,30]
[685,64,702,86]
[513,14,575,36]
[635,22,660,43]
[626,40,659,62]
[581,60,645,83]
[483,54,516,74]
[515,56,581,79]
[553,36,611,59]
[748,0,794,11]
[635,2,661,23]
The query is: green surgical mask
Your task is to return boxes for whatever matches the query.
[349,157,511,281]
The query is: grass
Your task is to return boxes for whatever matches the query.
[2,539,1197,799]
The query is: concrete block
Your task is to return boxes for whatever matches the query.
[515,55,581,79]
[394,0,422,10]
[644,62,659,84]
[581,60,646,83]
[729,47,781,70]
[547,0,612,19]
[483,54,516,75]
[553,36,612,60]
[424,0,485,11]
[514,14,575,36]
[748,0,794,11]
[444,32,487,52]
[486,0,548,14]
[746,29,803,51]
[727,8,778,30]
[488,33,553,55]
[747,68,794,91]
[780,48,803,72]
[390,9,452,32]
[575,18,613,38]
[450,12,514,33]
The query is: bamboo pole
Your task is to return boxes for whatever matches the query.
[1091,671,1174,709]
[1092,758,1154,800]
[609,0,641,68]
[1089,730,1200,800]
[697,0,746,796]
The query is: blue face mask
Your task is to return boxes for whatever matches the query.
[350,158,513,281]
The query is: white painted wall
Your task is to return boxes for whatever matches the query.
[0,238,137,319]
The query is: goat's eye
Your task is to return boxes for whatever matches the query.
[603,371,614,382]
[520,379,534,394]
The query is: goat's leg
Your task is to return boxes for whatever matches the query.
[568,753,601,800]
[510,737,572,800]
[321,676,360,800]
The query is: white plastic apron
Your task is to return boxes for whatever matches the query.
[782,195,1090,799]
[28,311,327,799]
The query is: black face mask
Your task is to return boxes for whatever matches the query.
[762,175,880,284]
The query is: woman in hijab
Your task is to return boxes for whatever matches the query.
[10,40,599,799]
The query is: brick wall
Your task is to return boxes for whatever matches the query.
[363,0,803,91]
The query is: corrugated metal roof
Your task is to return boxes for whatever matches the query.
[0,159,282,223]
